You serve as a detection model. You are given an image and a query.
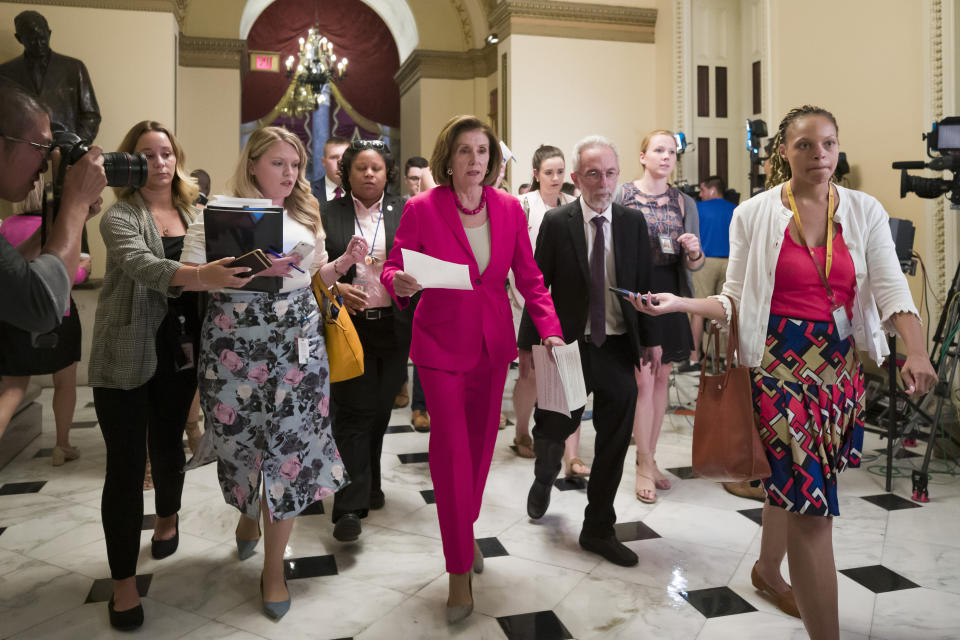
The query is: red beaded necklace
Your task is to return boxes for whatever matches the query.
[454,189,486,216]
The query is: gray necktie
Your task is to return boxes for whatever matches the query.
[590,216,607,347]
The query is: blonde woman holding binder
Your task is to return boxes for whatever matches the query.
[181,126,367,620]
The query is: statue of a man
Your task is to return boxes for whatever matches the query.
[0,11,101,143]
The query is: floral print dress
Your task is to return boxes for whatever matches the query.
[199,286,349,521]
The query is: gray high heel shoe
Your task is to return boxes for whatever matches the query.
[445,571,473,624]
[236,521,261,561]
[261,573,291,620]
[473,539,484,574]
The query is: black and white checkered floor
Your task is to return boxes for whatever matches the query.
[1,370,959,639]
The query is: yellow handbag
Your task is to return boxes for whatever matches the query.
[311,272,364,382]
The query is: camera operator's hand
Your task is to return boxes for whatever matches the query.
[87,197,104,221]
[41,147,107,288]
[60,147,107,213]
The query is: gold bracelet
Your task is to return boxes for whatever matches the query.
[195,265,203,287]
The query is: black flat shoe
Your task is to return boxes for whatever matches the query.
[526,479,552,520]
[108,595,144,631]
[333,512,361,542]
[151,514,179,559]
[369,491,386,510]
[579,532,638,567]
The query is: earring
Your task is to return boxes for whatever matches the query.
[446,168,453,175]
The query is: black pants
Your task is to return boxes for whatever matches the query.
[330,313,405,520]
[94,365,196,580]
[411,365,426,412]
[531,334,637,538]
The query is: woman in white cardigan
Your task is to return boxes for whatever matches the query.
[631,105,936,640]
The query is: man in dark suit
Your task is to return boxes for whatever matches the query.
[518,135,660,567]
[319,140,408,541]
[311,136,350,203]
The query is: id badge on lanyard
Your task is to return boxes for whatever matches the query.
[297,318,311,365]
[659,234,676,255]
[831,305,853,340]
[786,182,851,340]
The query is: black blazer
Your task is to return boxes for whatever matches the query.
[321,193,410,347]
[311,181,328,204]
[320,193,406,282]
[517,199,659,366]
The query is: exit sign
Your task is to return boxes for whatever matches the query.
[249,51,279,72]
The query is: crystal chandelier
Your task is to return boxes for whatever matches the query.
[278,26,348,117]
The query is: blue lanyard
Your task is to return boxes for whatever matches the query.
[353,204,383,261]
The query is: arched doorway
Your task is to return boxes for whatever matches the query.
[241,0,411,192]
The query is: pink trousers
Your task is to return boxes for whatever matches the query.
[418,347,509,574]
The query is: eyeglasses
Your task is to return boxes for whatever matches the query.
[0,133,53,160]
[581,168,620,182]
[351,139,386,151]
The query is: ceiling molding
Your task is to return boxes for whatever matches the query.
[451,0,474,50]
[1,0,188,28]
[394,46,497,96]
[488,0,657,43]
[179,35,245,70]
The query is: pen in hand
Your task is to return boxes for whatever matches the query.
[266,249,306,274]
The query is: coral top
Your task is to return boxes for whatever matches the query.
[769,225,856,322]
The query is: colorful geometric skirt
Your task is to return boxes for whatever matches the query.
[752,314,865,516]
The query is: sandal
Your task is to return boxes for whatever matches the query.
[513,434,535,458]
[564,457,590,479]
[653,459,672,490]
[635,453,657,503]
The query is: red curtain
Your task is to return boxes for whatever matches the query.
[243,0,400,127]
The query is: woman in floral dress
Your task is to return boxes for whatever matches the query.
[181,126,367,620]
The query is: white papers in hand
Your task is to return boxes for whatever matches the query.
[401,248,473,290]
[207,196,274,208]
[532,343,587,417]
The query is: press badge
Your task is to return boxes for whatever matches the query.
[832,305,853,340]
[659,234,676,254]
[298,317,310,364]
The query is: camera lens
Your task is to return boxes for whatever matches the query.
[102,151,148,188]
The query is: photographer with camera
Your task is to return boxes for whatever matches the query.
[0,85,105,333]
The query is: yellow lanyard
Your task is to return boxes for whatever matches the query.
[785,181,835,277]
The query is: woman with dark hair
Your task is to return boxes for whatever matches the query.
[509,144,588,478]
[89,120,252,630]
[381,115,563,623]
[320,139,407,542]
[632,106,936,640]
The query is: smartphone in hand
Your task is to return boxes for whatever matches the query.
[289,241,315,261]
[229,249,272,275]
[608,286,656,305]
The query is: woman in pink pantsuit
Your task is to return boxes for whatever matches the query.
[381,115,563,624]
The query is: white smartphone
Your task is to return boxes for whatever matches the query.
[289,241,315,260]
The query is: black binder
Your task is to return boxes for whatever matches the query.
[203,204,283,293]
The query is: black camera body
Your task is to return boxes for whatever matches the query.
[52,131,148,190]
[892,117,960,208]
[30,132,148,349]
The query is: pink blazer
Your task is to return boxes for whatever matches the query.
[382,186,562,372]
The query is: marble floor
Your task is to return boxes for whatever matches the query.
[1,368,959,639]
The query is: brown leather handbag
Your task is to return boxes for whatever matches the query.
[692,302,772,482]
